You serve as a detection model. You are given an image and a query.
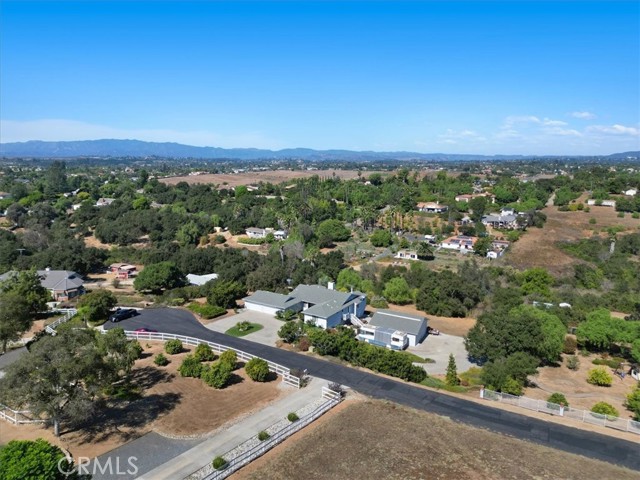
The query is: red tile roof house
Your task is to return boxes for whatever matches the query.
[109,263,137,279]
[416,202,448,213]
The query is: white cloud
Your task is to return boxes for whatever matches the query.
[0,119,284,149]
[503,115,567,127]
[542,127,582,137]
[570,111,597,120]
[586,124,640,136]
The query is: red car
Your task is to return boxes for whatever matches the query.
[134,328,158,333]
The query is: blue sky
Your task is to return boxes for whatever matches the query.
[1,1,638,155]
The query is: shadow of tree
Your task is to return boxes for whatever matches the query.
[225,373,245,387]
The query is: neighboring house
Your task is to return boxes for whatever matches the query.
[109,263,137,279]
[487,239,510,258]
[481,213,518,229]
[186,273,219,286]
[416,202,448,213]
[586,199,617,207]
[0,192,12,200]
[243,283,367,329]
[95,198,115,207]
[357,325,408,350]
[395,250,418,260]
[624,188,637,196]
[1,269,85,302]
[71,204,82,211]
[273,229,287,240]
[455,193,496,203]
[368,309,428,347]
[246,227,267,239]
[440,235,476,252]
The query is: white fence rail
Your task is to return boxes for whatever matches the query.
[45,308,78,334]
[481,387,640,435]
[122,331,301,388]
[0,404,46,425]
[186,392,341,480]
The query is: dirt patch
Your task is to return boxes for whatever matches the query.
[0,342,283,458]
[233,399,636,480]
[507,201,640,276]
[160,170,390,188]
[524,352,636,417]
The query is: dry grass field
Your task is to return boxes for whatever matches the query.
[235,400,638,480]
[507,200,640,276]
[0,342,283,458]
[160,169,389,188]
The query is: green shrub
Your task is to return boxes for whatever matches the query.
[459,367,483,387]
[589,218,597,225]
[566,355,580,370]
[245,357,270,382]
[287,412,299,422]
[632,212,640,219]
[194,343,216,362]
[547,392,568,407]
[369,296,389,309]
[219,349,238,369]
[258,430,270,441]
[592,357,623,369]
[212,456,227,470]
[591,401,619,417]
[201,361,233,389]
[586,367,612,386]
[154,353,169,366]
[278,321,301,343]
[617,212,625,218]
[625,386,640,420]
[164,339,183,355]
[187,302,226,319]
[178,355,203,377]
[502,377,524,396]
[563,336,577,355]
[236,236,266,245]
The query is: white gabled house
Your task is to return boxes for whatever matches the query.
[246,227,268,239]
[416,202,448,213]
[243,283,366,329]
[624,188,637,196]
[395,250,418,260]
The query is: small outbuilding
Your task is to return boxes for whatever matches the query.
[369,309,428,347]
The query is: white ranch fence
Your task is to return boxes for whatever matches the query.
[123,331,301,388]
[0,329,302,427]
[481,387,640,435]
[45,308,78,334]
[186,387,342,480]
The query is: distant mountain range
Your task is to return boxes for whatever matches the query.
[0,139,637,161]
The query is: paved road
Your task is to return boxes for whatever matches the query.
[107,308,640,471]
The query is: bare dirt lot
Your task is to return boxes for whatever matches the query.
[524,352,636,417]
[234,399,638,480]
[160,169,389,188]
[507,198,640,276]
[0,342,283,458]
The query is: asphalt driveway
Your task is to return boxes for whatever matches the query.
[205,309,283,346]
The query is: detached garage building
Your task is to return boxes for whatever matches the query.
[369,309,428,347]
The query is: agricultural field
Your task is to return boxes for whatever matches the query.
[235,400,638,480]
[159,169,389,188]
[0,342,283,459]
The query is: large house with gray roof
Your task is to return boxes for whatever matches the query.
[243,284,366,329]
[0,269,85,302]
[368,309,428,347]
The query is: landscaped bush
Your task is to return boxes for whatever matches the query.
[212,456,227,470]
[278,321,301,343]
[625,386,640,420]
[219,350,237,369]
[501,377,524,396]
[178,355,203,377]
[245,358,270,382]
[592,357,623,369]
[566,355,580,370]
[547,392,569,407]
[459,367,483,387]
[164,339,183,355]
[297,336,311,351]
[201,361,233,389]
[187,302,226,319]
[591,401,619,417]
[369,296,389,309]
[258,430,270,441]
[287,412,299,422]
[586,367,613,386]
[154,353,169,366]
[194,343,216,362]
[563,336,577,354]
[236,236,266,245]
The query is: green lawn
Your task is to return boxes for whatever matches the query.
[225,322,264,337]
[398,351,432,363]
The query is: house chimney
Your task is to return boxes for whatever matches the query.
[327,281,335,290]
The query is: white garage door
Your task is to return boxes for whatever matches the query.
[244,302,279,316]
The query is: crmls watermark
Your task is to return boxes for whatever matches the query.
[58,456,139,476]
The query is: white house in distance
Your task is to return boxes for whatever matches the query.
[395,250,418,260]
[368,309,428,347]
[440,235,476,252]
[95,198,115,207]
[487,239,510,259]
[416,202,448,213]
[624,188,637,196]
[246,227,268,239]
[455,193,496,204]
[243,283,366,329]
